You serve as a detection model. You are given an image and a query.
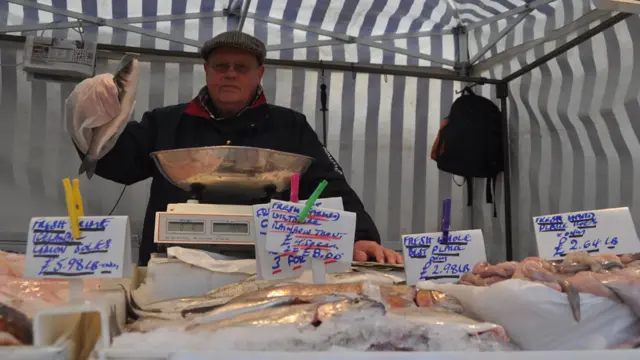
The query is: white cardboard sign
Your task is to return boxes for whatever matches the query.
[263,200,355,277]
[24,216,132,279]
[533,207,640,260]
[253,198,349,280]
[401,229,486,285]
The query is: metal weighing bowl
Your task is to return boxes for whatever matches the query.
[150,146,314,196]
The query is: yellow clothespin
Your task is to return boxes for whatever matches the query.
[72,178,84,217]
[63,178,84,239]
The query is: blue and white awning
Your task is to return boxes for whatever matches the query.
[0,0,620,76]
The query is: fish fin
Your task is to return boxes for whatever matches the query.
[558,280,581,322]
[116,55,135,76]
[113,55,135,101]
[601,281,640,319]
[78,156,97,179]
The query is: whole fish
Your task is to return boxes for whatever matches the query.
[79,54,140,179]
[185,303,320,333]
[186,296,384,333]
[227,282,371,305]
[387,307,510,342]
[620,252,640,265]
[192,294,346,325]
[141,295,224,314]
[414,289,465,314]
[348,268,406,284]
[352,261,404,271]
[315,296,386,322]
[203,275,279,301]
[0,304,32,345]
[600,268,640,318]
[378,284,416,308]
[125,317,189,333]
[389,307,477,325]
[614,335,640,349]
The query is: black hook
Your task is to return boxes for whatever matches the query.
[456,83,479,95]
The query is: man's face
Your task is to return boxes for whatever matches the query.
[204,48,264,112]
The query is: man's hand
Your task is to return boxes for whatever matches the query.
[353,240,404,265]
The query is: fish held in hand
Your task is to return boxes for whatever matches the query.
[79,55,140,179]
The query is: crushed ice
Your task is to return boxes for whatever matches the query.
[110,315,519,352]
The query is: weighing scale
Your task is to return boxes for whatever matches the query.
[150,146,314,250]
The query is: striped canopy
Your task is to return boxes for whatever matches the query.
[0,0,622,77]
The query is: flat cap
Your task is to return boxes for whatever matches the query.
[200,31,266,65]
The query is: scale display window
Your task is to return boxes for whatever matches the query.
[166,221,206,234]
[212,221,250,235]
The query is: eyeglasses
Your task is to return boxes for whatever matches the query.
[209,62,258,74]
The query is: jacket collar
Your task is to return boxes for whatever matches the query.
[184,85,267,119]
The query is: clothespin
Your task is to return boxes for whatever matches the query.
[298,180,328,223]
[63,178,85,239]
[290,173,300,203]
[441,199,451,244]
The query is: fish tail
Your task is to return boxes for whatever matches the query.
[558,280,581,322]
[78,156,97,179]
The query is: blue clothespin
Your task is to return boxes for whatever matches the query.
[441,199,451,244]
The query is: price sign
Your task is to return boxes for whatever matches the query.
[253,198,349,280]
[401,229,486,285]
[533,207,640,260]
[263,200,355,275]
[24,216,132,279]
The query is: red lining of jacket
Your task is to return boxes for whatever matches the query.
[184,91,267,118]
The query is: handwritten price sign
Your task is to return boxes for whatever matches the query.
[401,229,486,285]
[533,207,640,260]
[253,198,349,280]
[264,200,355,275]
[24,216,132,278]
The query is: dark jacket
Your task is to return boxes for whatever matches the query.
[83,94,381,265]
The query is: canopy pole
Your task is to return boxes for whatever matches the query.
[237,0,252,32]
[319,65,328,147]
[496,81,514,262]
[503,12,630,82]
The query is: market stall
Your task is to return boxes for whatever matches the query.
[1,0,640,358]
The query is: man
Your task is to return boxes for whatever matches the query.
[77,31,403,266]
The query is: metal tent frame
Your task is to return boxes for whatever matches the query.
[0,0,633,261]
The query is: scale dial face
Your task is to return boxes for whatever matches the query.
[155,213,255,245]
[167,221,205,233]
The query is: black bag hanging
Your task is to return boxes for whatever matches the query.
[430,87,504,216]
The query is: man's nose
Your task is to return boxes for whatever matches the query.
[224,68,239,78]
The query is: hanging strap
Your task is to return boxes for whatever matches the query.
[466,177,473,207]
[485,176,498,217]
[452,175,473,207]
